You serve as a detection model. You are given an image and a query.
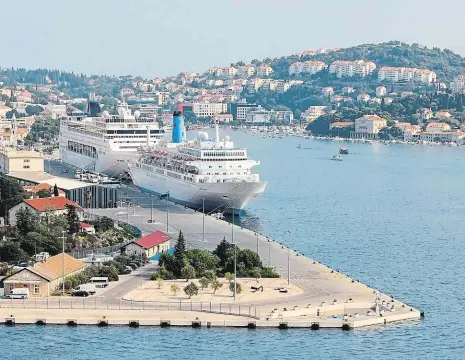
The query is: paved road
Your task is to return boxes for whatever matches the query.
[89,200,376,310]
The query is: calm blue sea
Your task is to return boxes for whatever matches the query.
[4,131,465,359]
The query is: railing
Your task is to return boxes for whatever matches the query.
[0,298,259,319]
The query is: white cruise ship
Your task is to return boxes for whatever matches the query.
[129,111,266,213]
[59,102,164,176]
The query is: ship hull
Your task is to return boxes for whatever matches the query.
[129,165,266,214]
[60,148,133,177]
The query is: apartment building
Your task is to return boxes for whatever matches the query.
[352,115,387,139]
[229,102,259,121]
[237,66,255,77]
[191,102,228,117]
[256,65,273,77]
[328,60,376,78]
[289,61,327,75]
[302,105,327,122]
[378,67,437,84]
[450,75,465,93]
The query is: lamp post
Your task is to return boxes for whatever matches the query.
[150,191,154,223]
[287,230,291,285]
[232,207,236,301]
[166,191,170,232]
[268,239,271,267]
[62,230,66,295]
[256,232,259,255]
[202,198,205,243]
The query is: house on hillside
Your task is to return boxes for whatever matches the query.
[2,253,85,297]
[120,231,171,258]
[8,197,82,225]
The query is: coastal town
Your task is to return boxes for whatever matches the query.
[2,42,465,149]
[0,40,462,331]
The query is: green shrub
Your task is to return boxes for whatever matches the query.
[260,267,279,278]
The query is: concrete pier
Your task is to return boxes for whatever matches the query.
[82,195,422,329]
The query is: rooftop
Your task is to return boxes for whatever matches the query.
[35,253,85,280]
[24,197,81,212]
[7,172,91,191]
[135,231,171,249]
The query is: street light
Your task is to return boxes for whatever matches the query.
[287,230,291,285]
[166,190,170,232]
[202,198,205,242]
[232,206,236,301]
[62,230,66,295]
[256,232,259,255]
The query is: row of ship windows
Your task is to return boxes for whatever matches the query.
[202,158,247,161]
[203,152,245,157]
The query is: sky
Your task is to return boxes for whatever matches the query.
[2,0,465,78]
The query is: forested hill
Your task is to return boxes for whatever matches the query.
[265,41,465,81]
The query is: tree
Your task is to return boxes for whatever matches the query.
[157,276,164,289]
[25,105,43,116]
[0,175,26,218]
[251,267,262,282]
[229,281,242,295]
[0,241,28,263]
[224,272,234,283]
[65,204,80,235]
[173,231,186,276]
[204,270,217,282]
[184,282,199,299]
[158,253,177,275]
[210,279,223,293]
[181,264,196,282]
[170,283,180,296]
[213,237,234,266]
[53,184,59,197]
[199,277,210,290]
[16,207,40,235]
[456,95,464,112]
[185,249,219,277]
[36,189,51,198]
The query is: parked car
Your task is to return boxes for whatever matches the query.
[7,288,29,299]
[89,277,109,288]
[124,266,133,274]
[129,263,138,270]
[71,290,89,297]
[75,284,96,295]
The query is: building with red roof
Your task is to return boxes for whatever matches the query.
[8,197,82,226]
[121,231,171,258]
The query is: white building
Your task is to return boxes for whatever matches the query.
[352,115,387,139]
[45,104,67,119]
[213,114,233,123]
[357,93,370,102]
[237,66,255,77]
[378,67,436,84]
[256,65,273,77]
[450,75,465,93]
[289,61,327,75]
[302,106,327,122]
[329,60,376,78]
[191,102,228,117]
[8,197,82,226]
[376,86,387,97]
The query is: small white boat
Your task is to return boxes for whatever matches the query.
[331,155,343,161]
[297,144,302,149]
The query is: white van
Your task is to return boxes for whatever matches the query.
[76,284,96,295]
[7,288,29,299]
[89,277,109,288]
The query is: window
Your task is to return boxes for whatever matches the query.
[24,159,30,163]
[34,285,40,294]
[23,165,30,169]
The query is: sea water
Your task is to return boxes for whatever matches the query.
[5,131,465,359]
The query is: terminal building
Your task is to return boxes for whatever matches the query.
[0,149,118,209]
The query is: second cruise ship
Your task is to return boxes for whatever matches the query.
[59,101,164,176]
